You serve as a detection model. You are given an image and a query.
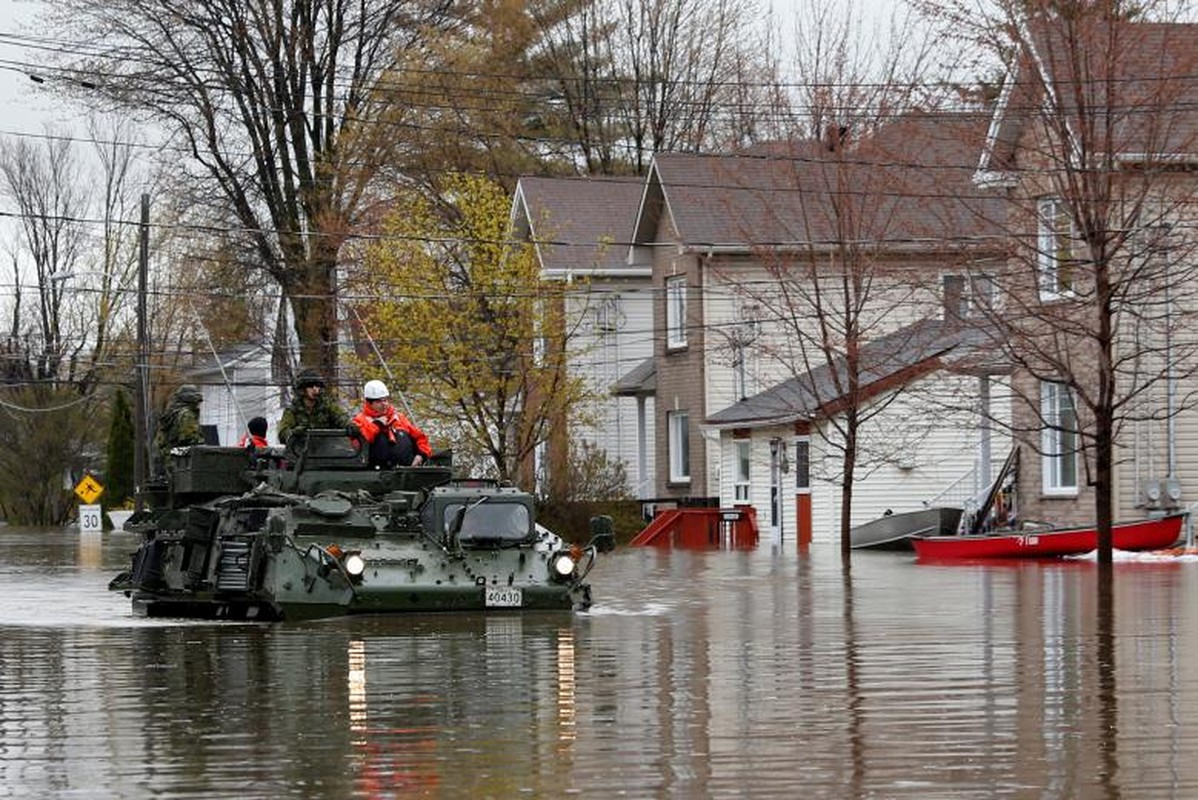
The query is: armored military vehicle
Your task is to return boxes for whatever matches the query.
[110,430,615,621]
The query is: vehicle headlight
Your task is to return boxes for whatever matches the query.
[344,553,366,577]
[549,551,576,581]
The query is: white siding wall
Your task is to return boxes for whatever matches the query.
[702,261,943,430]
[714,372,1013,545]
[565,276,656,497]
[197,361,284,448]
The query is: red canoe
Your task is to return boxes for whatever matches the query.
[912,514,1185,560]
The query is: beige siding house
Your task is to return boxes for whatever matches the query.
[975,19,1198,533]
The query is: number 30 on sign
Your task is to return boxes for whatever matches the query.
[79,504,103,534]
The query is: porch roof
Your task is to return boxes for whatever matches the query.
[705,317,1003,429]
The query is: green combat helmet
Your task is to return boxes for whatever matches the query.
[172,384,203,405]
[294,368,326,390]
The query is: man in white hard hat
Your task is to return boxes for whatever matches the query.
[350,379,432,468]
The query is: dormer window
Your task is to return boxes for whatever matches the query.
[1037,197,1077,299]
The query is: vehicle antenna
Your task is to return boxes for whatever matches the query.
[190,300,247,429]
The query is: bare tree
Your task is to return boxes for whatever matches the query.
[42,0,457,378]
[789,1,955,139]
[0,133,87,385]
[529,0,784,174]
[0,121,169,525]
[716,112,1002,558]
[706,5,989,557]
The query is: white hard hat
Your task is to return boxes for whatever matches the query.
[363,379,390,400]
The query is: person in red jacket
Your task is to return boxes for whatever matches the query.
[237,416,270,449]
[351,380,432,468]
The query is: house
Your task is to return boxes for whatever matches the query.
[628,113,1008,539]
[975,18,1198,528]
[510,175,656,498]
[705,314,1010,546]
[187,342,286,447]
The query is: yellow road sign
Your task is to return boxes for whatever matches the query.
[74,474,104,504]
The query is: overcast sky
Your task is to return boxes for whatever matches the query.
[0,0,920,138]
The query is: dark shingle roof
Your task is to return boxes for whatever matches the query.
[611,356,656,397]
[983,21,1198,173]
[513,176,645,274]
[641,113,1006,250]
[705,317,1003,428]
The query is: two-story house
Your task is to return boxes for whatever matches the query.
[510,176,656,498]
[975,18,1198,530]
[628,113,1008,541]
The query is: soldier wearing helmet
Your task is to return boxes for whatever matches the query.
[154,383,205,467]
[277,368,349,444]
[350,379,432,468]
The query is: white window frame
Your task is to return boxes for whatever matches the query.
[1037,197,1077,300]
[1041,381,1079,496]
[733,439,751,502]
[792,437,811,491]
[666,276,687,349]
[667,410,690,483]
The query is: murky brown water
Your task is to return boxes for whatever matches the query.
[3,526,1198,799]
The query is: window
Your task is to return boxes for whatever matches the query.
[944,272,1000,317]
[731,304,760,400]
[667,410,690,483]
[1038,197,1076,298]
[792,438,810,491]
[734,440,751,501]
[592,294,624,333]
[443,502,532,544]
[666,276,687,349]
[1041,381,1079,495]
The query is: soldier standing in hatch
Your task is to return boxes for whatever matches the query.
[277,368,350,444]
[154,384,205,468]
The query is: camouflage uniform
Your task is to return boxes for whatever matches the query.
[154,384,204,466]
[277,369,349,444]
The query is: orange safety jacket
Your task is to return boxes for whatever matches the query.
[237,433,269,448]
[351,402,432,458]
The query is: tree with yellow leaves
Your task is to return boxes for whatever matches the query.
[353,174,590,487]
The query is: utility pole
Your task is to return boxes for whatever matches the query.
[133,193,149,512]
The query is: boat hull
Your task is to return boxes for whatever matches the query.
[912,515,1184,560]
[850,507,963,551]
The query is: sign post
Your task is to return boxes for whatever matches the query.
[74,474,105,533]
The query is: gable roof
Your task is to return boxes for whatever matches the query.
[635,112,1006,253]
[978,20,1198,179]
[705,317,1003,429]
[511,175,647,278]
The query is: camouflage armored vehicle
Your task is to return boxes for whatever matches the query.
[110,430,615,621]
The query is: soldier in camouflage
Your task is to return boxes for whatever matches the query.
[277,368,350,445]
[154,384,205,467]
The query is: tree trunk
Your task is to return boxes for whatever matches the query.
[287,261,340,379]
[840,411,858,560]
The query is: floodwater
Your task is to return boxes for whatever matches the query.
[3,529,1198,799]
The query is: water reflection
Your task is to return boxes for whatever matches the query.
[3,529,1198,798]
[1097,573,1120,800]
